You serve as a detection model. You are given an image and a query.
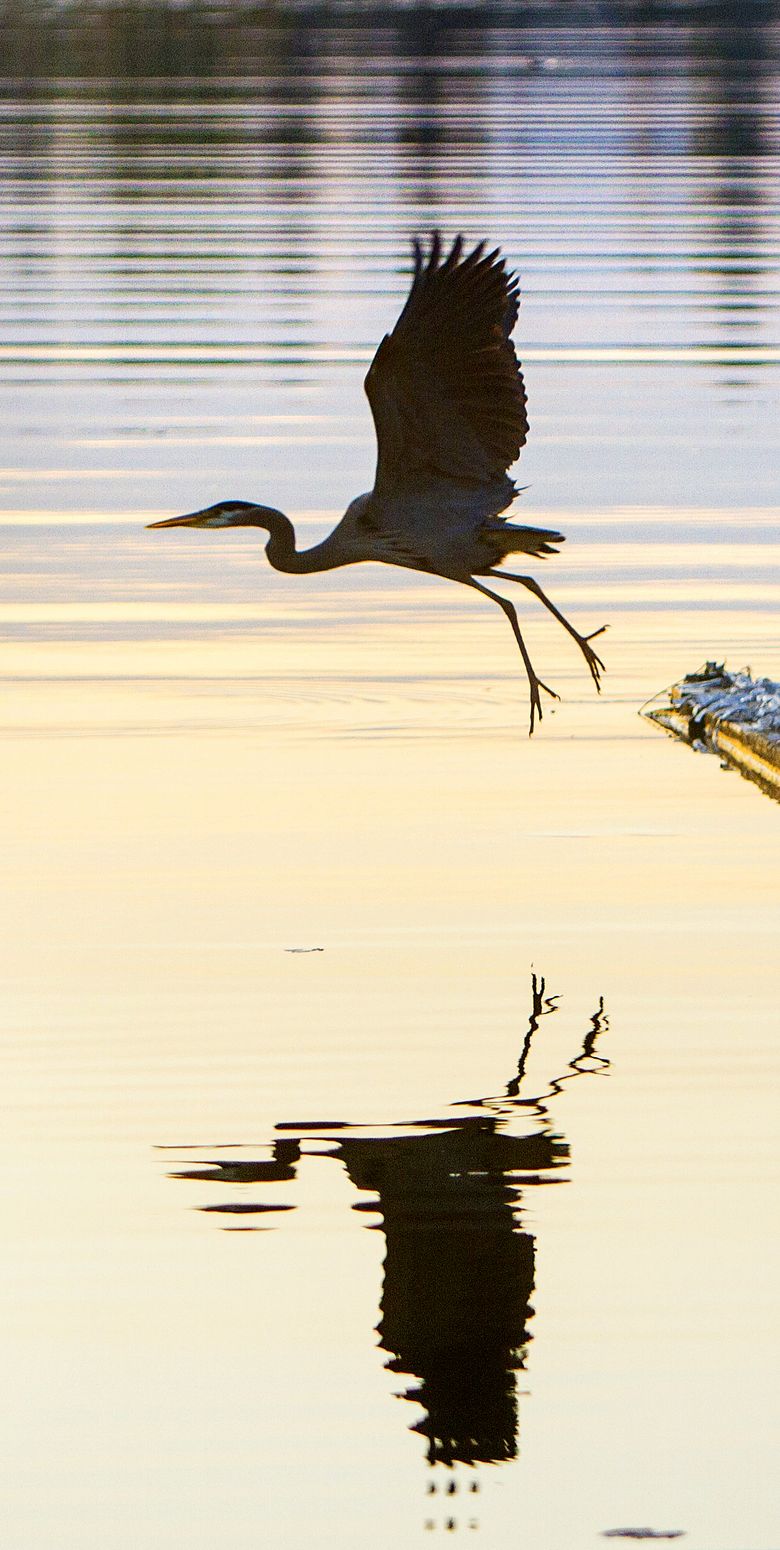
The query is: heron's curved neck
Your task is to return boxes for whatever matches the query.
[244,509,337,574]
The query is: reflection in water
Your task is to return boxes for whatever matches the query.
[690,10,777,365]
[167,976,609,1492]
[346,1126,546,1469]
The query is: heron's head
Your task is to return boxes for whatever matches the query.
[147,500,281,531]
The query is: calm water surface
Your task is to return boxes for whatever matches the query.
[1,7,778,1547]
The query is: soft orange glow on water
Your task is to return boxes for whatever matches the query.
[1,10,779,1548]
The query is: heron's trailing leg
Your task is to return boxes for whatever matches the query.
[467,578,559,735]
[490,570,607,689]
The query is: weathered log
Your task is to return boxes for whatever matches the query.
[642,663,780,800]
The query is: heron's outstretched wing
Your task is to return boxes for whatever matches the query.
[364,233,528,505]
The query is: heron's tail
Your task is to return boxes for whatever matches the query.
[482,521,565,560]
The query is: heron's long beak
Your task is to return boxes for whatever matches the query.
[147,508,212,529]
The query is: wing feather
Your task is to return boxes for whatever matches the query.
[364,234,528,502]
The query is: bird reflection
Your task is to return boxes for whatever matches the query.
[165,975,609,1486]
[342,1122,552,1466]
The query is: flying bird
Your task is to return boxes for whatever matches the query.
[149,234,605,732]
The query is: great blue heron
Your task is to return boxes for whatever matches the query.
[149,234,605,732]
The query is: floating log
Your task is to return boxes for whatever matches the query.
[642,663,780,800]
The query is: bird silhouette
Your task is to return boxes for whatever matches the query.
[148,233,605,732]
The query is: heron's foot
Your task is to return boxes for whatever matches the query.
[575,625,607,690]
[528,675,560,736]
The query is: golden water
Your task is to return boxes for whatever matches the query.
[1,8,778,1546]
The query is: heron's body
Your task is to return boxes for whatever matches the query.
[149,234,604,730]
